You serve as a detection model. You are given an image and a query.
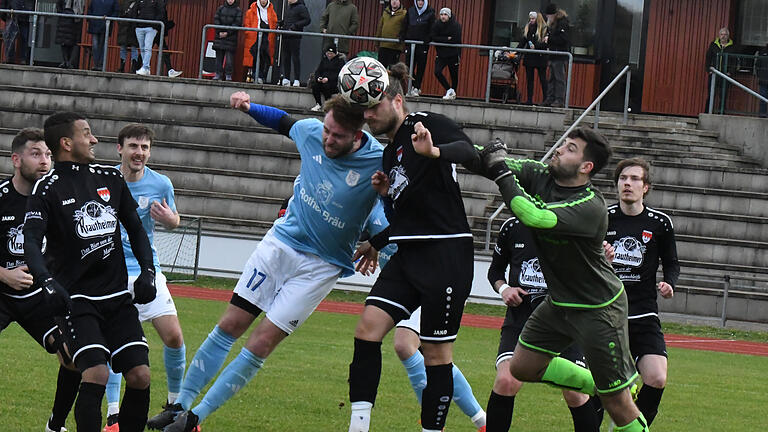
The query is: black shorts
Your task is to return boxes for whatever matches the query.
[366,238,474,343]
[628,315,667,361]
[495,298,586,368]
[0,290,60,353]
[63,294,149,373]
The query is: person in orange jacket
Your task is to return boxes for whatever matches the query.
[243,0,277,83]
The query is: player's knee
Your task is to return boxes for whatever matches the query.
[493,363,522,396]
[161,328,184,349]
[123,364,151,389]
[642,371,667,388]
[393,337,416,361]
[562,390,589,407]
[82,364,110,385]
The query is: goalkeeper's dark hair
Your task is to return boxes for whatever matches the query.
[323,94,366,132]
[567,127,611,177]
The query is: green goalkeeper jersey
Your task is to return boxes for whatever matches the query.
[497,158,623,308]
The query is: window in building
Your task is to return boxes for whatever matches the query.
[740,0,768,46]
[490,0,545,47]
[555,0,599,55]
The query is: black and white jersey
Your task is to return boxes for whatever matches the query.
[606,204,680,318]
[0,178,38,296]
[487,217,548,307]
[383,111,472,242]
[24,162,137,299]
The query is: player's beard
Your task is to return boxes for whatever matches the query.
[549,160,579,181]
[19,162,45,184]
[368,108,399,137]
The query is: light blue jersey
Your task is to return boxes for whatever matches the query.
[273,118,385,277]
[364,199,397,269]
[117,165,177,275]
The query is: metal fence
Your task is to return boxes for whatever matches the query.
[0,8,165,75]
[679,272,768,327]
[156,216,202,283]
[198,24,574,105]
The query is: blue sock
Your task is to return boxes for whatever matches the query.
[452,364,483,418]
[164,344,186,402]
[401,351,427,404]
[192,347,264,422]
[176,326,236,410]
[106,366,122,414]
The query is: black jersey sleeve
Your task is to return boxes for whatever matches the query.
[369,226,390,251]
[118,181,154,270]
[23,194,52,282]
[487,219,512,290]
[419,112,478,164]
[658,222,680,288]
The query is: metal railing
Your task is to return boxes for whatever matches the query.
[197,25,573,105]
[0,8,165,75]
[708,66,768,115]
[678,272,768,327]
[483,65,632,250]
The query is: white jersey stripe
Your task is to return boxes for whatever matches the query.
[2,288,42,299]
[70,289,131,301]
[628,312,659,320]
[366,296,411,315]
[111,340,149,359]
[72,344,110,363]
[389,233,473,241]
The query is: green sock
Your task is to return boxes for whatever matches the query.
[540,357,595,394]
[614,414,649,431]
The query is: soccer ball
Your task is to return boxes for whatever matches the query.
[338,57,389,107]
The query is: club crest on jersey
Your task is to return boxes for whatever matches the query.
[642,230,653,243]
[97,187,110,202]
[346,170,360,187]
[73,201,118,239]
[138,196,150,209]
[612,236,646,267]
[388,165,409,201]
[396,146,403,162]
[316,180,334,205]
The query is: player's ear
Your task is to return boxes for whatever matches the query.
[59,136,72,153]
[579,160,594,175]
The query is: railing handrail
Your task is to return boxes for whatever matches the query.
[483,65,632,250]
[197,24,573,106]
[0,8,165,75]
[707,66,768,114]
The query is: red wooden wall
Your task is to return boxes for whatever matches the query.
[642,0,736,116]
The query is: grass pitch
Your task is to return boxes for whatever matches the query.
[1,295,767,431]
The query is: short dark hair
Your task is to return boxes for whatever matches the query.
[567,127,611,177]
[43,111,86,157]
[323,94,366,132]
[118,123,155,147]
[614,157,651,195]
[11,128,45,154]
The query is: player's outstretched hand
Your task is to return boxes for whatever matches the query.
[477,138,512,182]
[133,267,157,304]
[150,198,178,228]
[411,122,439,158]
[602,240,615,262]
[230,91,251,112]
[371,170,390,197]
[353,241,378,276]
[41,277,72,316]
[658,281,674,299]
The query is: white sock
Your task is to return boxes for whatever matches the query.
[107,402,120,417]
[423,429,442,432]
[471,409,487,427]
[167,392,179,404]
[349,401,373,432]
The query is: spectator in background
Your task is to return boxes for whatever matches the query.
[55,0,84,69]
[542,3,569,107]
[309,44,344,111]
[243,0,277,84]
[519,11,548,105]
[1,0,31,64]
[756,42,768,117]
[279,0,310,87]
[134,0,163,75]
[117,0,139,73]
[704,27,735,112]
[212,0,243,81]
[402,0,434,96]
[375,0,406,68]
[87,0,118,71]
[320,0,358,58]
[154,0,182,78]
[431,7,461,100]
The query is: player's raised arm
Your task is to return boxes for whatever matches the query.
[229,91,297,138]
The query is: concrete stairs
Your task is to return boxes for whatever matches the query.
[1,64,766,321]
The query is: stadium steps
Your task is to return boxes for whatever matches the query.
[2,64,767,303]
